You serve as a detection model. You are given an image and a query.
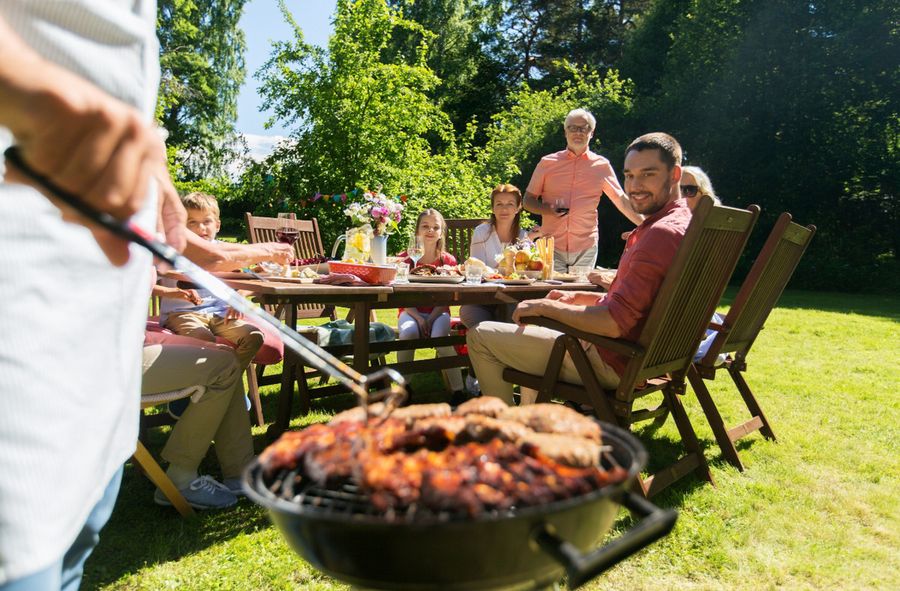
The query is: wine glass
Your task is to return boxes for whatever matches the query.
[552,198,569,216]
[275,213,299,276]
[408,234,425,268]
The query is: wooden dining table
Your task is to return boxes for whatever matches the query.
[221,276,599,437]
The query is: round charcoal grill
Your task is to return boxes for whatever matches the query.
[243,422,676,591]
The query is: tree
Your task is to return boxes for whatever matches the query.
[157,0,248,179]
[620,0,899,290]
[245,0,492,250]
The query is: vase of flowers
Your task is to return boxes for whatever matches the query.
[344,189,404,265]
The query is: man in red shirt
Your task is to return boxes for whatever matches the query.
[524,109,643,273]
[468,133,690,404]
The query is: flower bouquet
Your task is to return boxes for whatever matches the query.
[344,189,404,236]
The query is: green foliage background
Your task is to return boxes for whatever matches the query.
[160,0,898,292]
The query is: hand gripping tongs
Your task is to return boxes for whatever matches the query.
[3,146,406,420]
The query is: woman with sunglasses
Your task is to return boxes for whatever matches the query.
[680,166,720,210]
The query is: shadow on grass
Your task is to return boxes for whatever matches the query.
[83,464,272,589]
[718,287,900,320]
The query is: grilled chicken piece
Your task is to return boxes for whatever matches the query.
[453,396,509,418]
[499,403,601,442]
[391,403,452,425]
[457,415,532,444]
[518,432,601,468]
[329,402,386,424]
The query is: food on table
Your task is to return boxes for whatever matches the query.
[526,254,544,271]
[534,237,555,280]
[259,398,626,517]
[410,264,462,277]
[291,255,329,266]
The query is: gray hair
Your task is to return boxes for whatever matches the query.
[682,165,720,205]
[564,108,596,131]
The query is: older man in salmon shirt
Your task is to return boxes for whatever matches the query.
[524,108,643,273]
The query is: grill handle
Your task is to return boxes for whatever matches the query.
[533,491,677,589]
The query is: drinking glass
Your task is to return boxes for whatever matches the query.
[465,265,483,285]
[552,198,569,216]
[569,265,591,282]
[394,263,410,284]
[408,235,425,267]
[276,213,299,276]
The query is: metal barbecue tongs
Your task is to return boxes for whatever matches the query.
[4,146,407,420]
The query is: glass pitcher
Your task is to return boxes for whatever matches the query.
[331,224,373,262]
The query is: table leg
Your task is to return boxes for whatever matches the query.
[352,302,371,374]
[267,301,299,440]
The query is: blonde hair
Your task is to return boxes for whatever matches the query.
[415,208,447,254]
[181,192,220,219]
[682,166,720,205]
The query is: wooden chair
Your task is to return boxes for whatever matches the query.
[503,198,760,498]
[147,291,269,428]
[444,218,487,262]
[135,386,205,518]
[688,213,816,471]
[244,212,336,323]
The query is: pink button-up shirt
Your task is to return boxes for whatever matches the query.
[595,198,692,376]
[526,148,625,253]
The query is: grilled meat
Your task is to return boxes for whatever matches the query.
[261,402,625,518]
[453,396,509,418]
[391,402,452,425]
[456,414,533,444]
[518,432,601,468]
[330,402,386,424]
[499,403,602,442]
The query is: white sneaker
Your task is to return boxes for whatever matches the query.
[154,475,237,510]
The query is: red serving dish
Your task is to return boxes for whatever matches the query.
[329,261,397,285]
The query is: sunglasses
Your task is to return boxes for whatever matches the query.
[680,185,700,198]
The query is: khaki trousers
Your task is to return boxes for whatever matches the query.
[467,321,620,405]
[164,312,264,369]
[142,341,254,478]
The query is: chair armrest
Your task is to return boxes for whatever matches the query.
[521,317,644,358]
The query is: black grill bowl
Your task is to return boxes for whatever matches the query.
[243,422,676,591]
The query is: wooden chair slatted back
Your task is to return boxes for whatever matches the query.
[444,218,487,262]
[707,213,816,363]
[244,212,334,320]
[244,213,326,260]
[620,199,760,391]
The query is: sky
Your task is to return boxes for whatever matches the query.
[237,1,337,158]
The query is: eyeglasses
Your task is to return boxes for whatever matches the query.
[680,185,700,198]
[565,124,592,134]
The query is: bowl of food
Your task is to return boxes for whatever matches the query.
[329,261,397,285]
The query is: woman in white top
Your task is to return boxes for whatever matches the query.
[460,184,529,329]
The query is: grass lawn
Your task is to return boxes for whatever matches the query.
[83,290,899,590]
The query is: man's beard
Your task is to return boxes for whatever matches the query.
[631,178,673,217]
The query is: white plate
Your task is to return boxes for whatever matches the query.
[259,275,316,284]
[408,275,466,284]
[552,273,578,282]
[487,278,535,285]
